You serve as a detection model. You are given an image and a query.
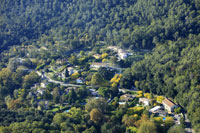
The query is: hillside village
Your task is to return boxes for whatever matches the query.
[0,43,191,133]
[28,46,182,122]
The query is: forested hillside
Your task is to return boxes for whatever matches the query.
[0,0,200,52]
[128,35,200,131]
[1,0,200,132]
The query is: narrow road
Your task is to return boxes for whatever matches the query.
[37,71,92,88]
[46,75,82,87]
[184,114,194,133]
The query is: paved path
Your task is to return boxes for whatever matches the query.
[184,114,194,133]
[46,74,82,87]
[37,71,92,88]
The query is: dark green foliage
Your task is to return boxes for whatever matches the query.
[120,68,134,89]
[1,0,199,53]
[23,71,40,90]
[98,87,110,98]
[52,87,60,104]
[97,67,115,80]
[85,98,108,113]
[101,122,125,133]
[0,108,53,126]
[65,68,69,77]
[129,34,200,131]
[0,0,200,132]
[0,67,34,98]
[168,125,185,133]
[67,89,77,104]
[137,121,157,133]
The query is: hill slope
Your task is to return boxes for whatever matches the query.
[0,0,200,52]
[128,34,200,131]
[0,0,200,132]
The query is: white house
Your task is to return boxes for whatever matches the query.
[67,67,75,75]
[139,98,150,106]
[90,63,109,69]
[89,89,99,97]
[120,94,136,102]
[149,106,161,113]
[76,78,84,84]
[41,81,48,88]
[118,49,128,60]
[37,88,45,95]
[162,98,178,113]
[93,54,101,59]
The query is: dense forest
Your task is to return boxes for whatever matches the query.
[0,0,200,132]
[127,34,200,131]
[1,0,200,53]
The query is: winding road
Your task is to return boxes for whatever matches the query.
[37,71,92,88]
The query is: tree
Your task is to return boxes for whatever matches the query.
[120,68,134,89]
[0,86,8,98]
[110,56,118,64]
[7,98,24,110]
[52,87,60,103]
[7,58,18,72]
[122,114,136,127]
[91,73,104,86]
[85,98,108,113]
[53,113,65,125]
[168,125,184,133]
[80,51,84,56]
[164,117,174,130]
[67,89,77,104]
[70,72,80,80]
[23,71,40,89]
[0,68,14,93]
[110,74,122,88]
[66,107,84,121]
[134,114,149,127]
[76,86,89,99]
[98,87,110,98]
[12,71,24,89]
[0,126,12,133]
[83,126,97,133]
[110,87,119,97]
[65,68,69,77]
[101,122,125,133]
[180,116,185,128]
[90,108,104,123]
[150,90,154,99]
[69,55,78,65]
[98,67,114,80]
[174,107,181,114]
[137,121,157,133]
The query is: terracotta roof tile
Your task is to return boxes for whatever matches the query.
[162,98,175,107]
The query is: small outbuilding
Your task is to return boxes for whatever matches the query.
[139,98,150,106]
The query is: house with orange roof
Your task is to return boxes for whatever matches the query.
[162,98,178,113]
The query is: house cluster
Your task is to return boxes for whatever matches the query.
[29,80,49,97]
[90,62,120,71]
[149,106,167,117]
[49,63,79,81]
[107,46,132,60]
[148,98,179,119]
[118,91,180,123]
[138,97,178,114]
